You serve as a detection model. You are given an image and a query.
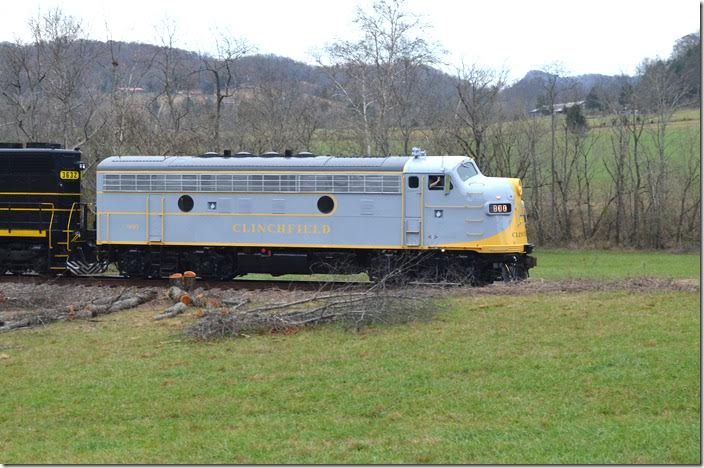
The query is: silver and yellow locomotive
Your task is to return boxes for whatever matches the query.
[95,149,536,284]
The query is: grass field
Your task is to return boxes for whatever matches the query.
[0,249,700,464]
[311,108,700,170]
[533,248,700,280]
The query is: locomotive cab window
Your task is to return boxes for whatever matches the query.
[408,176,419,189]
[428,175,452,191]
[428,175,443,190]
[457,162,478,181]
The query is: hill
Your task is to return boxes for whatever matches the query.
[0,38,640,115]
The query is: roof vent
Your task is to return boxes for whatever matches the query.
[200,151,219,158]
[223,149,232,157]
[235,151,253,157]
[260,151,280,158]
[0,142,24,149]
[295,151,316,158]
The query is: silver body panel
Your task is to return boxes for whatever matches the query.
[96,155,518,250]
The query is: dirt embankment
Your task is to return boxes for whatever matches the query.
[0,277,698,333]
[450,277,699,296]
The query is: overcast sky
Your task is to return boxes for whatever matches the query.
[1,0,700,82]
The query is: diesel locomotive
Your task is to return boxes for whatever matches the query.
[0,143,100,276]
[0,144,536,284]
[95,148,536,283]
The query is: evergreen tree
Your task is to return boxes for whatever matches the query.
[565,104,588,134]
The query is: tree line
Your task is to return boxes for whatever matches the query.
[0,2,699,249]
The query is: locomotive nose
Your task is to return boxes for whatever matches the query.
[507,178,522,198]
[493,179,519,202]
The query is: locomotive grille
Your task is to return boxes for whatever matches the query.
[103,173,401,194]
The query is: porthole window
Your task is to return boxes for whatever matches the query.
[408,176,419,188]
[178,194,194,212]
[317,195,335,214]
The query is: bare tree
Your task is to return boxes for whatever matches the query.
[199,36,251,151]
[484,118,531,179]
[149,21,198,153]
[242,68,299,152]
[0,40,46,141]
[318,0,439,155]
[673,129,700,246]
[291,95,323,151]
[537,62,568,240]
[619,79,648,245]
[452,65,506,164]
[516,114,547,244]
[639,58,690,248]
[392,62,434,155]
[604,112,629,245]
[30,9,105,149]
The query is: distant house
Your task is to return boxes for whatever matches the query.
[529,100,586,116]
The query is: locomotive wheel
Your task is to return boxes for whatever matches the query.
[368,255,403,284]
[501,263,527,282]
[462,263,490,287]
[118,252,146,278]
[31,255,49,276]
[217,255,235,280]
[192,251,235,280]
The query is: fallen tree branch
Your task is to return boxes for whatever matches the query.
[0,288,158,332]
[154,302,189,321]
[186,288,440,340]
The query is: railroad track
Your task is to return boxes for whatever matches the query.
[0,273,462,291]
[0,273,371,291]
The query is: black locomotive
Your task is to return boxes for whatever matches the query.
[0,143,98,275]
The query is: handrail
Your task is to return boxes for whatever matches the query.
[40,202,55,248]
[0,202,55,241]
[66,202,79,253]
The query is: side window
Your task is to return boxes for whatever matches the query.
[428,175,444,191]
[428,175,443,190]
[408,176,419,189]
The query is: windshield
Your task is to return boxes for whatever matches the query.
[456,162,478,181]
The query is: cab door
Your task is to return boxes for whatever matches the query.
[147,195,164,242]
[403,174,422,246]
[423,172,458,246]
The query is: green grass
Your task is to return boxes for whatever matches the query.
[309,108,700,161]
[0,284,699,463]
[240,272,369,282]
[239,248,700,282]
[533,248,700,280]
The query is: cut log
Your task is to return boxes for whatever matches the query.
[169,273,184,288]
[183,271,197,290]
[154,302,188,321]
[228,298,250,313]
[0,319,32,333]
[83,290,157,317]
[0,289,158,333]
[167,286,186,302]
